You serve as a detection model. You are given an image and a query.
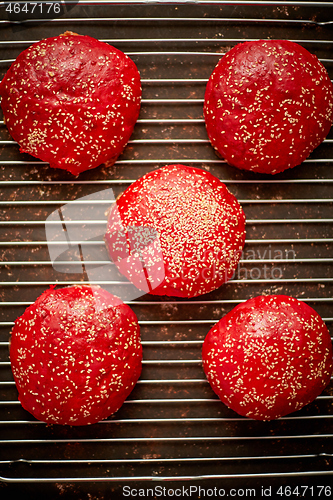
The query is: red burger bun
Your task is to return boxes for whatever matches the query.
[204,40,333,175]
[10,285,142,425]
[202,295,333,420]
[104,164,246,298]
[0,32,141,176]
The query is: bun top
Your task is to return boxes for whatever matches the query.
[10,285,142,425]
[204,39,333,174]
[0,32,142,175]
[105,164,246,298]
[202,295,333,420]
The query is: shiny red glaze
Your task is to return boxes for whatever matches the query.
[202,295,333,420]
[105,164,246,298]
[0,32,142,175]
[10,285,142,425]
[204,40,333,174]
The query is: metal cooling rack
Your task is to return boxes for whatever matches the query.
[0,1,332,497]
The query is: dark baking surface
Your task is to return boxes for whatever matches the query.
[0,1,332,499]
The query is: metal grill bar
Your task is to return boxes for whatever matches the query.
[1,37,333,45]
[1,278,333,286]
[0,470,330,484]
[2,298,333,305]
[1,453,327,461]
[0,0,332,5]
[1,158,331,165]
[1,179,333,184]
[0,16,333,25]
[2,433,333,444]
[1,395,332,403]
[1,198,333,204]
[2,258,333,264]
[0,239,332,244]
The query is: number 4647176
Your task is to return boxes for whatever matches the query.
[276,485,332,497]
[6,3,61,14]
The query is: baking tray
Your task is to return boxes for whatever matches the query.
[0,1,332,499]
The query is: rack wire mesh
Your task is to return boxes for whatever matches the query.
[0,1,332,498]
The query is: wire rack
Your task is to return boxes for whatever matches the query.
[0,1,333,498]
